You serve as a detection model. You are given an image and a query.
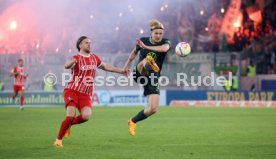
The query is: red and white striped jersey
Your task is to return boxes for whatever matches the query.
[11,66,25,86]
[65,53,103,96]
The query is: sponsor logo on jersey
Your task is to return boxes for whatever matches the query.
[80,65,96,70]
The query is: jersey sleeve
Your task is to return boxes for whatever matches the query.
[163,39,171,47]
[163,39,171,51]
[70,55,78,69]
[135,38,143,52]
[72,55,78,61]
[135,44,141,52]
[11,67,16,73]
[93,54,103,67]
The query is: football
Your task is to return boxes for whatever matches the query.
[175,42,191,57]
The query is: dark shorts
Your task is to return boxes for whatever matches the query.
[133,66,160,96]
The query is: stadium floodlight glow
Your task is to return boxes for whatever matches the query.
[118,12,123,17]
[160,6,164,12]
[10,21,17,30]
[140,29,144,34]
[200,10,204,15]
[221,8,225,13]
[233,22,241,28]
[115,26,119,31]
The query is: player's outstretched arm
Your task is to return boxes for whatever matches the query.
[124,48,138,68]
[136,39,169,53]
[9,70,19,77]
[65,58,77,69]
[99,64,127,75]
[123,48,138,76]
[24,74,28,79]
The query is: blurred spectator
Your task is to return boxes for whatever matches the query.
[42,78,57,91]
[247,60,256,77]
[24,80,30,91]
[0,80,4,91]
[232,73,239,91]
[224,76,231,91]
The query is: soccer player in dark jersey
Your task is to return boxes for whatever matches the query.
[10,59,28,110]
[123,19,171,136]
[54,36,127,147]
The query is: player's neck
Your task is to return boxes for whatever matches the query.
[149,37,158,44]
[79,51,90,57]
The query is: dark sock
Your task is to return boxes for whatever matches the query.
[144,63,153,72]
[132,109,148,123]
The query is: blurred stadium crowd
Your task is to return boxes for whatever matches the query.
[0,0,275,54]
[0,0,275,91]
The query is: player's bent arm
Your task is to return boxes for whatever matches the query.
[65,59,77,69]
[144,44,170,53]
[99,63,124,74]
[124,48,138,68]
[10,71,18,77]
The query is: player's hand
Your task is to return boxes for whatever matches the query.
[122,66,130,76]
[136,39,146,49]
[120,68,129,76]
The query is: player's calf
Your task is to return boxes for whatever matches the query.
[144,106,158,116]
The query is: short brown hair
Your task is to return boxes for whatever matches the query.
[76,36,88,51]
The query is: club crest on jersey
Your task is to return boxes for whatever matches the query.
[147,52,157,61]
[80,65,96,70]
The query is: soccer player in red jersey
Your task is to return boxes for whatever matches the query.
[54,36,127,147]
[10,59,28,110]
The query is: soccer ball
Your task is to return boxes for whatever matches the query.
[175,42,191,57]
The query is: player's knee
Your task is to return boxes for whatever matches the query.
[66,107,76,117]
[81,113,91,121]
[139,59,147,66]
[66,112,75,117]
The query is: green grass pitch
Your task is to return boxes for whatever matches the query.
[0,106,276,159]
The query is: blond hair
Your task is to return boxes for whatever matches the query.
[149,19,164,31]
